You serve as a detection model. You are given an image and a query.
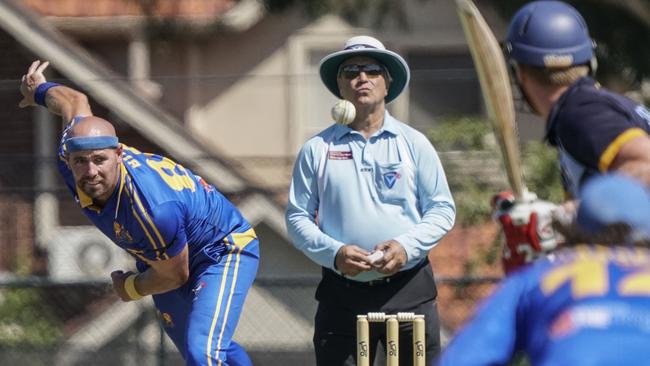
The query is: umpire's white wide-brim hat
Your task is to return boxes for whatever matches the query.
[319,35,410,104]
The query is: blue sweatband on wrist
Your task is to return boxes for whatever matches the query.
[64,136,119,153]
[34,82,61,107]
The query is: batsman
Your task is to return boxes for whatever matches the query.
[18,60,259,366]
[477,0,650,271]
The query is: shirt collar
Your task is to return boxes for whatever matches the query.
[332,110,401,141]
[381,112,401,136]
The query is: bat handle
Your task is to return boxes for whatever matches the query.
[515,188,536,204]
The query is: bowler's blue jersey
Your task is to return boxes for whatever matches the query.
[439,245,650,366]
[57,123,251,265]
[545,77,650,197]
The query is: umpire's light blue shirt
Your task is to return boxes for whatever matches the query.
[286,111,455,281]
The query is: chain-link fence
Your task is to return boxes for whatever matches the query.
[0,35,505,364]
[0,276,501,366]
[0,140,505,366]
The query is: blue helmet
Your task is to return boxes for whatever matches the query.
[505,1,596,69]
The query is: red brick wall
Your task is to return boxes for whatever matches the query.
[0,198,34,273]
[430,222,504,332]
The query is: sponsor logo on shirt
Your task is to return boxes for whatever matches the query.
[383,171,401,188]
[198,177,214,192]
[328,150,353,160]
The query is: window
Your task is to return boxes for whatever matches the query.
[406,51,482,131]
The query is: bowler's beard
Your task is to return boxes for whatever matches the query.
[78,177,116,204]
[80,180,105,198]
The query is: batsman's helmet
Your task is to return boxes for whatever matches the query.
[505,1,596,70]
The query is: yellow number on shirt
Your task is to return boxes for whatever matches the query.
[618,269,650,296]
[541,248,650,299]
[541,258,608,298]
[146,157,196,192]
[123,154,141,168]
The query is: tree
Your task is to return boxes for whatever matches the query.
[265,0,650,100]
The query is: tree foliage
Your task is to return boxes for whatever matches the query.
[429,117,563,226]
[0,289,63,346]
[490,0,650,88]
[264,0,650,91]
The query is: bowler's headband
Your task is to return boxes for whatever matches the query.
[64,136,119,153]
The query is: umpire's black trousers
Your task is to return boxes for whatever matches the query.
[313,260,440,366]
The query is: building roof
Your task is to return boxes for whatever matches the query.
[22,0,237,18]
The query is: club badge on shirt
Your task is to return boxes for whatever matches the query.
[114,221,134,244]
[383,171,401,188]
[328,150,353,160]
[157,311,175,328]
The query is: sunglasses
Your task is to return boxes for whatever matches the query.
[338,64,386,80]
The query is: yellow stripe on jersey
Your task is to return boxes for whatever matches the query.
[230,228,257,248]
[125,248,149,263]
[213,230,256,364]
[128,178,170,260]
[124,178,164,260]
[599,128,648,172]
[206,244,238,366]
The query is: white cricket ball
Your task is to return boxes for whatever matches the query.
[331,99,356,125]
[367,250,384,264]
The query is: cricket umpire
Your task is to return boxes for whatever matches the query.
[18,60,259,366]
[285,35,456,365]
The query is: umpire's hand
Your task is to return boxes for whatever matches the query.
[335,245,372,277]
[370,240,407,275]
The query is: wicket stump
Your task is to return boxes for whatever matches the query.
[357,312,425,366]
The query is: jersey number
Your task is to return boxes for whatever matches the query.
[541,253,650,299]
[146,157,196,192]
[122,146,196,192]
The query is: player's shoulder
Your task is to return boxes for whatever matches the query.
[561,78,641,124]
[552,85,642,145]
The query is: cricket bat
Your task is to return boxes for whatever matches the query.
[456,0,527,200]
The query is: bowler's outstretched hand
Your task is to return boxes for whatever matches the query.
[19,60,49,108]
[111,270,135,302]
